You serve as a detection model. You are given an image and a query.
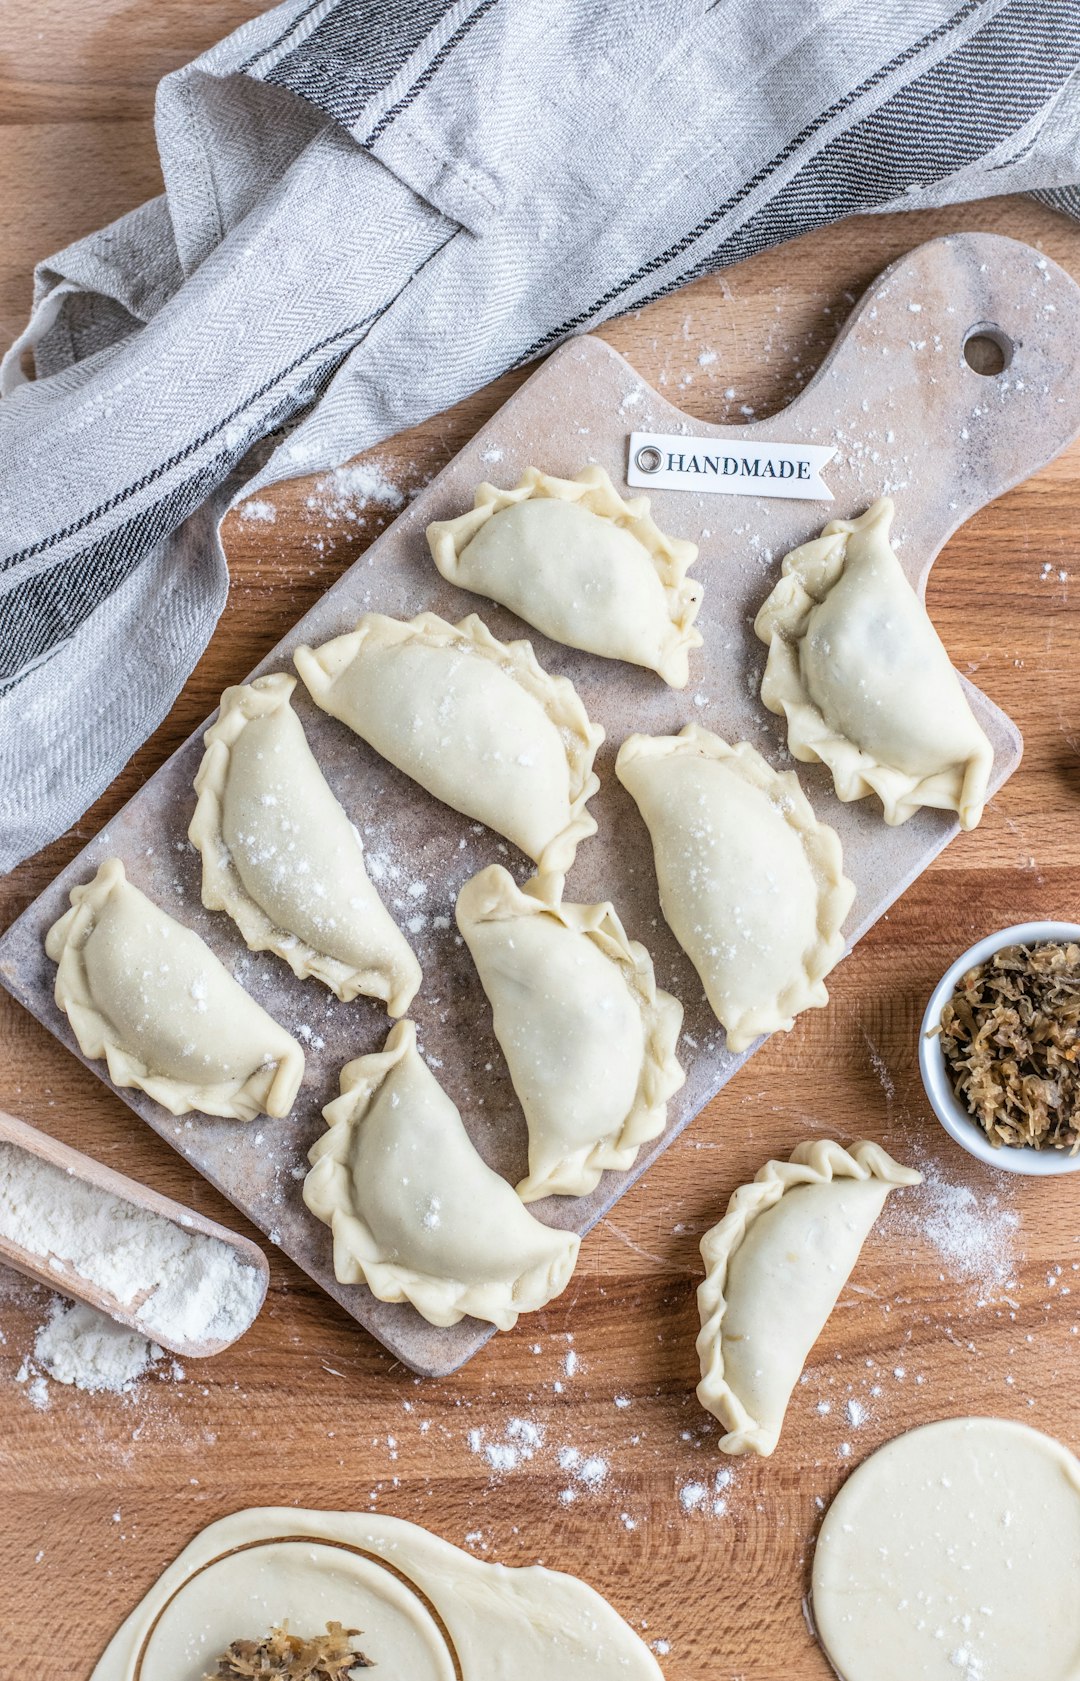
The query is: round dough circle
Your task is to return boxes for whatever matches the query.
[812,1417,1080,1681]
[136,1538,458,1681]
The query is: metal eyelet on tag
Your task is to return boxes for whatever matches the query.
[627,431,836,500]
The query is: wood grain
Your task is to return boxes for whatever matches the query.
[3,6,1080,1677]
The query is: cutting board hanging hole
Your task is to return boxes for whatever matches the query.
[963,323,1013,376]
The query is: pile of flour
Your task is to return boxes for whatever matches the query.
[20,1299,162,1402]
[0,1139,264,1393]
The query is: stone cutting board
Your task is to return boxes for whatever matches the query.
[3,231,1080,1378]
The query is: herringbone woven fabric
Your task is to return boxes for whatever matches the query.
[3,0,1080,868]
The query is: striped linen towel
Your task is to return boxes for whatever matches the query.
[2,0,1079,868]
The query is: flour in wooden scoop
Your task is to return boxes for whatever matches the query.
[0,1139,264,1362]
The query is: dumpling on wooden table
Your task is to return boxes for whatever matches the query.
[456,864,685,1202]
[45,857,304,1120]
[696,1139,922,1456]
[754,497,993,829]
[303,1020,580,1329]
[426,464,702,687]
[615,724,854,1053]
[189,672,420,1015]
[294,612,603,887]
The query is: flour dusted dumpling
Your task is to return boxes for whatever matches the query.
[755,498,993,828]
[696,1140,921,1456]
[295,612,603,883]
[615,725,854,1053]
[456,866,685,1202]
[303,1020,580,1329]
[189,673,420,1014]
[426,465,702,687]
[45,858,304,1120]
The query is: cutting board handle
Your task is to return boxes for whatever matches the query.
[769,232,1080,590]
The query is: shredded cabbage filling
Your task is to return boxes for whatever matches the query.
[939,941,1080,1151]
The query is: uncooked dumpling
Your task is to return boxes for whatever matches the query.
[45,858,304,1120]
[456,865,685,1202]
[189,672,420,1014]
[90,1506,665,1681]
[615,725,854,1053]
[295,612,603,884]
[696,1139,921,1456]
[303,1020,580,1329]
[755,498,993,828]
[426,464,702,687]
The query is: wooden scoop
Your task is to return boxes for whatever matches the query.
[0,1109,269,1358]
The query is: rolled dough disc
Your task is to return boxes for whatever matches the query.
[90,1506,664,1681]
[137,1540,455,1681]
[812,1416,1080,1681]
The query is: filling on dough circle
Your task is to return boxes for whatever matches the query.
[135,1538,457,1681]
[812,1416,1080,1681]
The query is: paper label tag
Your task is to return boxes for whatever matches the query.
[627,431,836,500]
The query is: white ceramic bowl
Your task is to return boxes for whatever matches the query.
[919,920,1080,1176]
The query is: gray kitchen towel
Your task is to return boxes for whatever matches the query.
[2,0,1080,870]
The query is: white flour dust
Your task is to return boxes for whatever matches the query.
[237,497,277,524]
[889,1161,1022,1290]
[679,1470,731,1517]
[302,461,405,541]
[28,1300,162,1398]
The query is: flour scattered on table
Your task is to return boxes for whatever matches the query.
[29,1300,162,1395]
[7,1286,187,1410]
[305,461,405,532]
[467,1416,545,1473]
[679,1480,707,1512]
[559,1452,610,1502]
[678,1468,732,1518]
[577,1454,609,1488]
[237,497,277,524]
[861,1029,895,1103]
[21,1372,49,1410]
[890,1162,1021,1289]
[328,461,404,506]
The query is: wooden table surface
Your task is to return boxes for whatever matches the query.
[4,8,1080,1678]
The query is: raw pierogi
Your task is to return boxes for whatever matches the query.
[755,498,993,828]
[189,672,420,1014]
[615,725,854,1052]
[456,865,685,1201]
[295,612,602,885]
[45,858,303,1120]
[697,1139,921,1455]
[303,1020,579,1329]
[426,464,702,686]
